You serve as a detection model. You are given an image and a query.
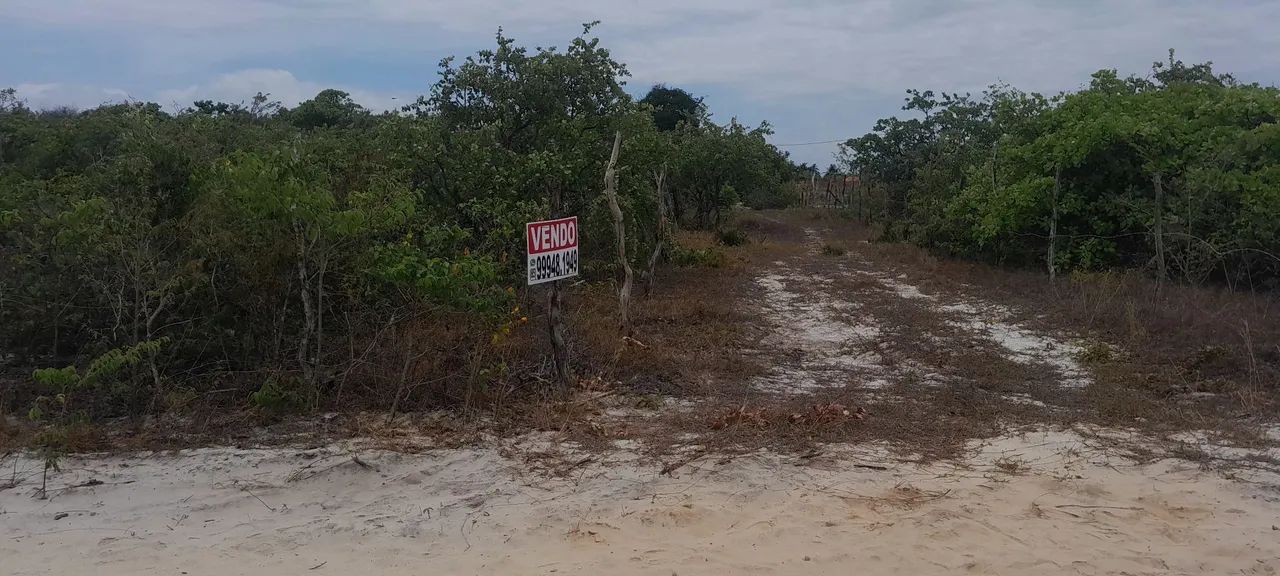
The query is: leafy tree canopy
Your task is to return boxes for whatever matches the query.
[640,84,705,131]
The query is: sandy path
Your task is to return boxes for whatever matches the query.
[3,431,1279,575]
[750,226,1092,396]
[4,223,1279,575]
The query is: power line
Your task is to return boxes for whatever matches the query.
[774,138,849,147]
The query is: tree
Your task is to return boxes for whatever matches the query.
[843,53,1280,287]
[290,89,368,129]
[0,87,25,113]
[419,24,636,384]
[640,85,704,131]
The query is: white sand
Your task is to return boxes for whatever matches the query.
[753,269,884,394]
[866,269,1092,388]
[3,430,1278,575]
[754,228,1093,396]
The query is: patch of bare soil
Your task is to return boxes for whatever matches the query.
[4,430,1280,576]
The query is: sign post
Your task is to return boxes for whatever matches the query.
[526,217,579,285]
[527,216,578,386]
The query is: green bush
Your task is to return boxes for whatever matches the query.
[841,53,1280,287]
[249,376,305,418]
[0,25,800,422]
[669,245,727,268]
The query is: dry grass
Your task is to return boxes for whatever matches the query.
[839,227,1278,411]
[869,247,1275,426]
[569,246,763,397]
[993,455,1028,475]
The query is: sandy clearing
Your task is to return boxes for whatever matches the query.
[753,268,884,394]
[751,226,1091,396]
[3,430,1278,576]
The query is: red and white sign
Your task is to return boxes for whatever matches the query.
[526,217,579,285]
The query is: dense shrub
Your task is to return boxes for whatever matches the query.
[841,52,1280,288]
[0,28,796,421]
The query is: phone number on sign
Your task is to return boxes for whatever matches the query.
[528,249,579,283]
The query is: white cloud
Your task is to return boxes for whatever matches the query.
[155,69,407,112]
[7,0,1277,103]
[1,0,769,32]
[13,82,134,110]
[0,0,300,29]
[12,0,1280,103]
[6,0,1280,165]
[620,0,1280,100]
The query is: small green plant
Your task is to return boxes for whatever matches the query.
[249,376,303,418]
[29,338,169,423]
[820,242,847,256]
[1187,344,1231,371]
[669,245,726,268]
[715,227,749,247]
[1076,340,1114,365]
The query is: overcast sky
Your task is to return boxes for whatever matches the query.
[4,0,1279,165]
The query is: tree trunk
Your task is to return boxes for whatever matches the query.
[294,223,315,388]
[1048,165,1060,281]
[1153,172,1167,284]
[808,172,816,208]
[602,132,633,337]
[991,140,999,194]
[387,332,415,426]
[144,292,168,408]
[670,182,684,226]
[645,165,669,296]
[312,252,327,408]
[857,181,864,223]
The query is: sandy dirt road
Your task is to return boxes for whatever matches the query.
[4,222,1279,575]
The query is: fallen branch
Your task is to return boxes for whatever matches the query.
[240,486,277,511]
[660,450,708,477]
[557,457,594,476]
[1054,504,1142,511]
[852,463,889,471]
